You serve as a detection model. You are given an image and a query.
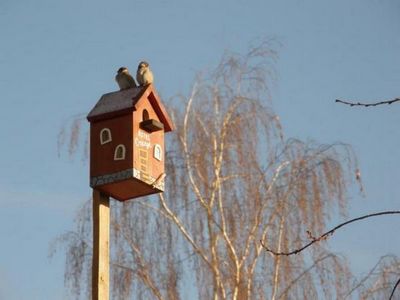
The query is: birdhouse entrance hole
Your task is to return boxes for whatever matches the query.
[140,108,163,132]
[142,109,149,121]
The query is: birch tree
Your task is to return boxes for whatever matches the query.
[54,41,360,299]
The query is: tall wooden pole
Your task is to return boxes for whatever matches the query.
[92,190,110,300]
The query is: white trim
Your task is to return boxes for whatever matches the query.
[133,168,141,179]
[114,144,126,160]
[153,144,162,161]
[100,128,112,145]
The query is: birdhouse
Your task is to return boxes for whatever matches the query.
[87,84,174,201]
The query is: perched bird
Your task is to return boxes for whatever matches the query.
[355,169,361,182]
[136,61,154,86]
[115,67,137,90]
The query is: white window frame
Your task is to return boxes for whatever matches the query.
[153,144,162,161]
[114,144,126,160]
[100,128,112,145]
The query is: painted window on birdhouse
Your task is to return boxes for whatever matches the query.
[114,144,126,160]
[142,109,149,121]
[100,128,112,144]
[154,144,162,161]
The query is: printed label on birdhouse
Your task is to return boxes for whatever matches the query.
[135,130,151,149]
[134,129,152,184]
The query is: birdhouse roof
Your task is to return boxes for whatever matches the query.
[87,84,174,132]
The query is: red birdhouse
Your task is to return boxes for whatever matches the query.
[87,84,174,201]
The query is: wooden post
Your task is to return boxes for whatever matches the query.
[92,190,110,300]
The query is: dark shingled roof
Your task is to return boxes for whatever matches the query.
[87,87,144,121]
[87,84,174,132]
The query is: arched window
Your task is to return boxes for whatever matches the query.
[153,144,162,161]
[142,109,149,121]
[100,128,112,145]
[114,144,126,160]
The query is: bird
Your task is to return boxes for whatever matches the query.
[115,67,137,90]
[136,61,154,86]
[355,169,361,181]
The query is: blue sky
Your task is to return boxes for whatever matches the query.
[0,0,399,298]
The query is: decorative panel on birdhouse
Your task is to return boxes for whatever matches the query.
[87,84,174,201]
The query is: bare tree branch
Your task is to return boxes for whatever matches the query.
[335,98,400,107]
[344,255,395,299]
[261,211,400,256]
[389,277,400,300]
[279,253,338,299]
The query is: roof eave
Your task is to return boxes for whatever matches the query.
[144,85,175,132]
[87,107,136,123]
[87,84,174,132]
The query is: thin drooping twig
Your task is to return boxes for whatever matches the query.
[344,255,395,299]
[335,98,400,107]
[261,210,400,256]
[389,277,400,300]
